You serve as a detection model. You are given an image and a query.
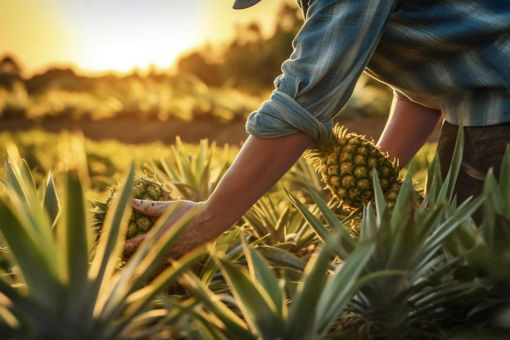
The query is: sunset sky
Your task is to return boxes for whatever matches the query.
[0,0,291,75]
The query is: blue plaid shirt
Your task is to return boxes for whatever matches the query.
[246,0,510,144]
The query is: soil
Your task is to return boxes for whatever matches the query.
[0,115,440,145]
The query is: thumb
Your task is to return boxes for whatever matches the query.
[132,199,177,217]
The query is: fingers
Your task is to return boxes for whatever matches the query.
[123,234,146,258]
[126,199,200,260]
[132,199,176,216]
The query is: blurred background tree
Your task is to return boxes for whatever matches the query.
[177,3,302,93]
[0,55,24,90]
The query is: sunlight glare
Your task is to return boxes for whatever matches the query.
[77,31,198,73]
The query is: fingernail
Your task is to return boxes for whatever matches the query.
[133,199,144,206]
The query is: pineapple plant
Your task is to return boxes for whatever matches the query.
[94,175,177,239]
[305,125,400,210]
[288,171,485,338]
[0,142,205,339]
[147,137,231,202]
[181,235,377,340]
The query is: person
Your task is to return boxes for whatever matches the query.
[124,0,510,257]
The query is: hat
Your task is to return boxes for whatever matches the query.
[233,0,262,10]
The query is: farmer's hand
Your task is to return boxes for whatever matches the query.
[123,199,202,259]
[123,133,314,260]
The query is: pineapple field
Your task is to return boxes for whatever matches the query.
[0,129,509,339]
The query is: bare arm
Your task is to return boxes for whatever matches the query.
[203,133,314,234]
[377,96,442,167]
[125,133,314,257]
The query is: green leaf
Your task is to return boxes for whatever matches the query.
[441,127,464,204]
[0,201,60,308]
[0,156,60,306]
[19,159,37,200]
[423,196,484,256]
[3,156,27,204]
[389,171,414,233]
[315,241,376,336]
[257,245,307,272]
[286,242,335,339]
[108,249,206,339]
[58,169,90,321]
[424,154,443,206]
[3,156,57,259]
[181,273,254,340]
[42,172,60,228]
[217,257,285,339]
[307,189,356,255]
[243,242,282,314]
[287,188,355,259]
[87,162,136,319]
[126,203,205,292]
[99,202,203,321]
[372,170,387,222]
[286,189,328,241]
[0,278,72,339]
[360,203,378,241]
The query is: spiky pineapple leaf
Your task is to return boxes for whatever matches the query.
[286,242,334,339]
[372,169,387,223]
[243,240,283,315]
[42,172,59,228]
[87,162,136,318]
[306,188,357,255]
[257,245,307,272]
[216,257,285,339]
[286,188,355,259]
[3,155,57,258]
[181,273,254,339]
[99,202,204,322]
[389,171,415,233]
[0,155,60,308]
[58,168,90,319]
[0,278,71,339]
[0,201,60,308]
[315,240,376,336]
[109,248,206,339]
[360,203,378,242]
[422,196,483,256]
[436,126,464,206]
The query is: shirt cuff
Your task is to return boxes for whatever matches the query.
[245,90,332,145]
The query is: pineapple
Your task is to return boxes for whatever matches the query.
[94,176,176,239]
[305,125,399,210]
[384,179,403,210]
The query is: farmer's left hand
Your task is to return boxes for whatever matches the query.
[122,199,204,259]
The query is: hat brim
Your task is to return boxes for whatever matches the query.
[233,0,261,10]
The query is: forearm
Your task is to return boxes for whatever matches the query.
[377,96,441,167]
[193,133,314,242]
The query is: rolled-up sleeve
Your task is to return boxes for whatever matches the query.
[246,0,398,145]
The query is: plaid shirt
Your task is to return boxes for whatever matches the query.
[246,0,510,144]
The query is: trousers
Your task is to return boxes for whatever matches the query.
[437,120,510,204]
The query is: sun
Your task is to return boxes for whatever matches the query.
[55,2,207,74]
[75,29,201,74]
